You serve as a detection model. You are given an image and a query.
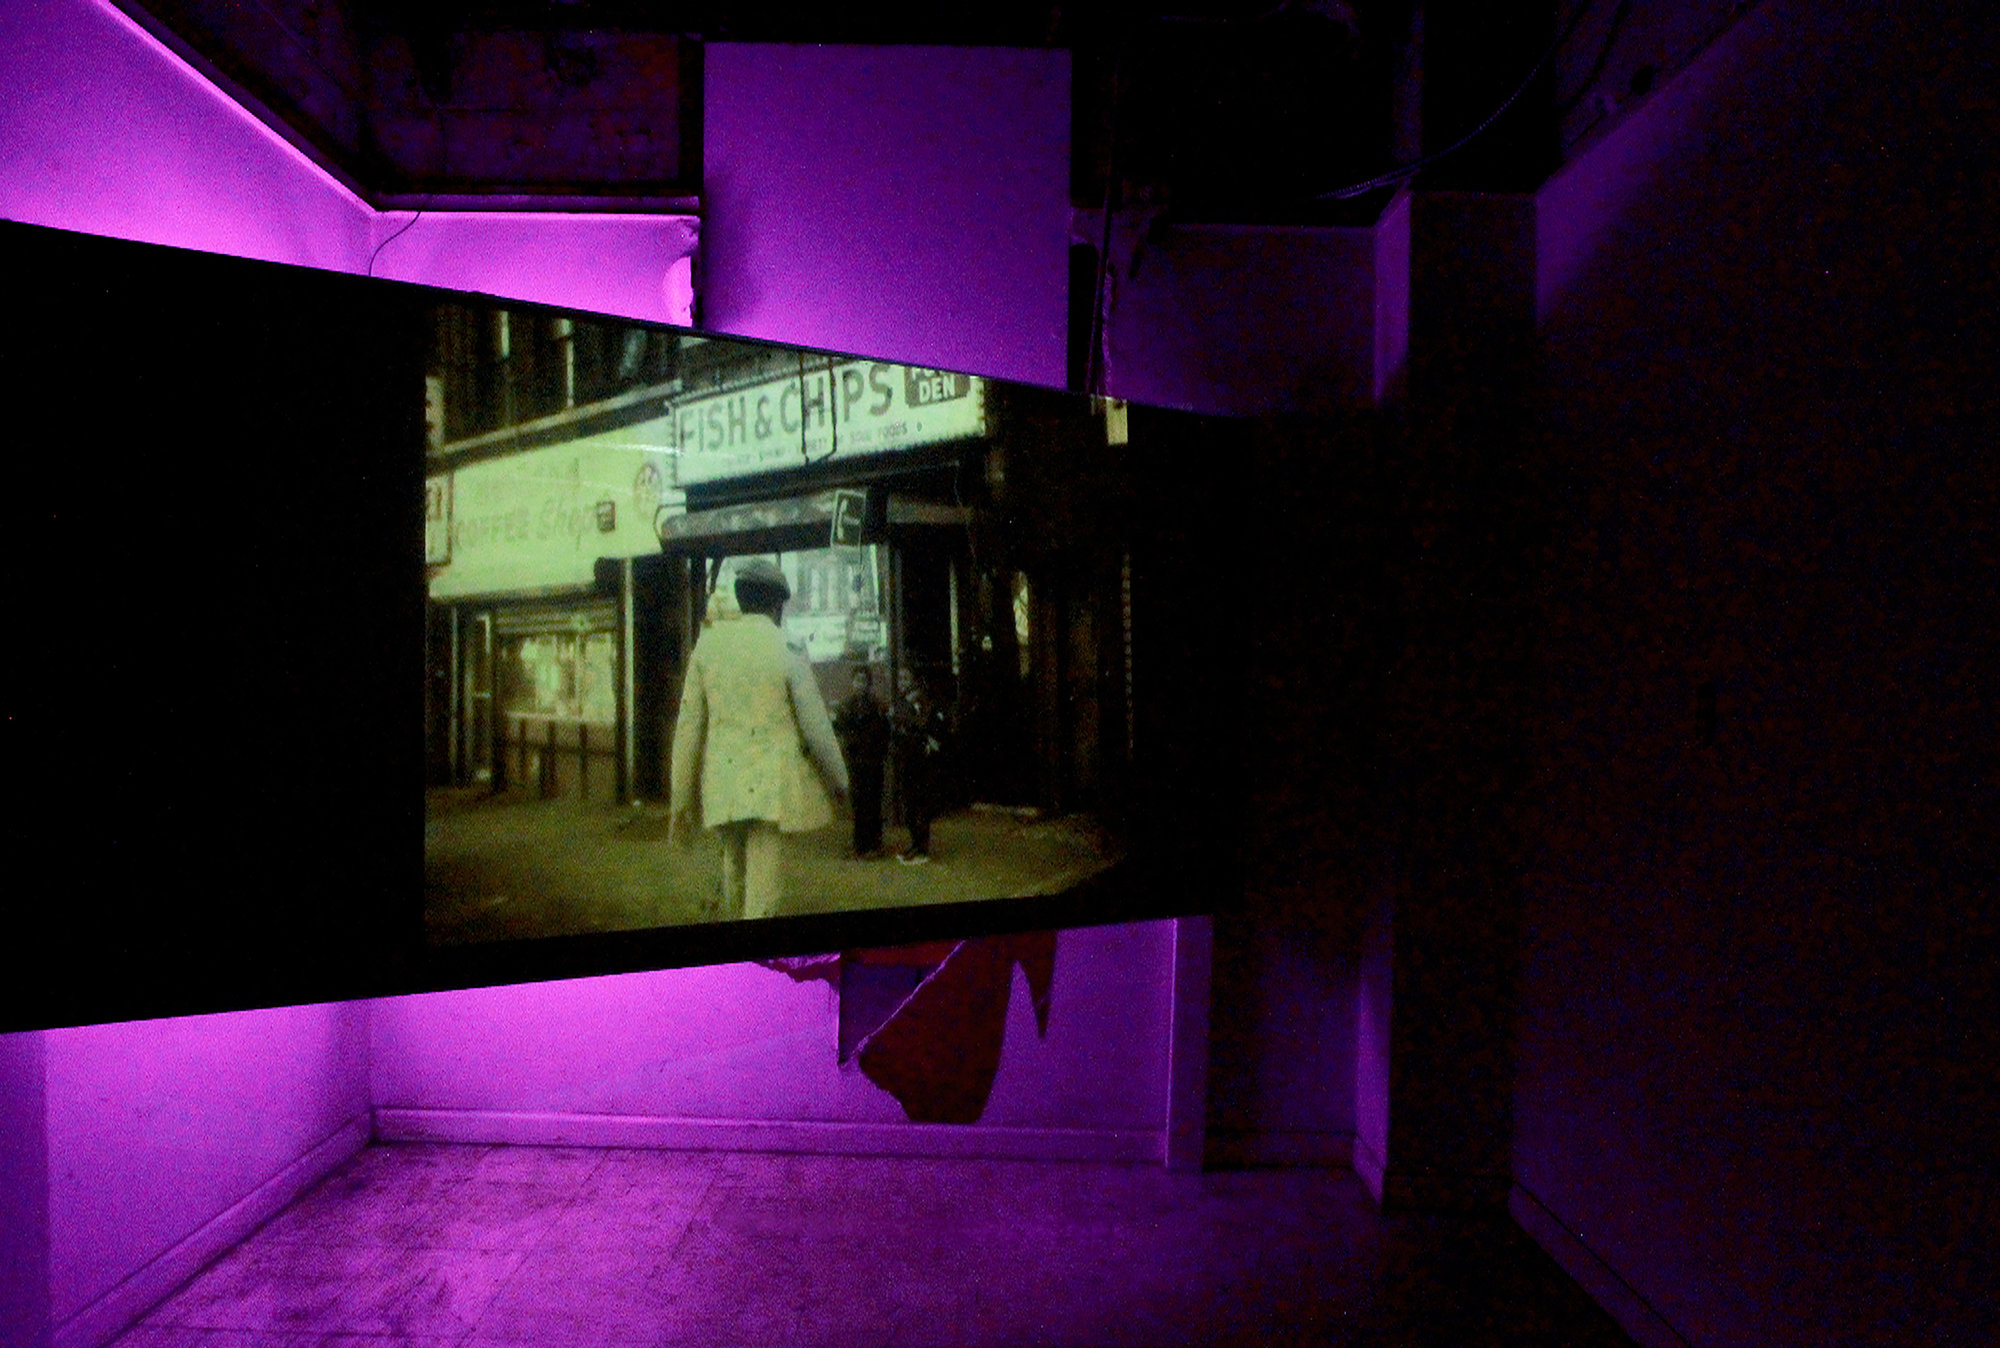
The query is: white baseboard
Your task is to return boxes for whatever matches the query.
[373,1108,1165,1165]
[1509,1183,1692,1348]
[1206,1128,1354,1170]
[54,1114,370,1348]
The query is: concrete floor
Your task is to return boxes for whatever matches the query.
[112,1144,1636,1347]
[425,793,1121,944]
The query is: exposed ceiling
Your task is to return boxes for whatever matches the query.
[109,1,1748,220]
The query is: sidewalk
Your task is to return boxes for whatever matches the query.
[425,791,1121,946]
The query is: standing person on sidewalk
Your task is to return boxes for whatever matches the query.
[669,559,848,919]
[893,666,951,865]
[833,664,891,859]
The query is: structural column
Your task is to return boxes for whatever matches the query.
[1354,187,1541,1212]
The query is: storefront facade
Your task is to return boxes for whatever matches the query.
[427,339,1133,828]
[426,396,684,803]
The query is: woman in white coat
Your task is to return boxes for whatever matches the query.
[669,558,848,920]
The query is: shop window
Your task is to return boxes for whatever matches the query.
[745,546,888,666]
[580,632,617,724]
[499,630,616,725]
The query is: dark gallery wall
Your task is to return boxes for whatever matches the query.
[1518,1,1996,1343]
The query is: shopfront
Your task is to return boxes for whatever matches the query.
[655,362,1132,821]
[426,345,1133,827]
[425,403,684,803]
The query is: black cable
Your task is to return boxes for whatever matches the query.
[367,64,449,276]
[367,208,426,277]
[1315,0,1604,201]
[1554,0,1635,120]
[1086,38,1129,400]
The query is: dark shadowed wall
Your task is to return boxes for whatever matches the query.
[1518,1,1997,1342]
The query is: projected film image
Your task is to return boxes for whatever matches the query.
[424,304,1135,944]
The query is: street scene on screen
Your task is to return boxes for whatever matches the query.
[424,308,1132,942]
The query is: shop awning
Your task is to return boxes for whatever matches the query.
[654,489,969,555]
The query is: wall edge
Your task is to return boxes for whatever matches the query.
[1509,1182,1694,1348]
[52,1113,370,1348]
[1164,915,1213,1173]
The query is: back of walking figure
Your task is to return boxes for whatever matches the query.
[669,559,849,919]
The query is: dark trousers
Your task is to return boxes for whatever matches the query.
[850,759,885,855]
[902,754,936,855]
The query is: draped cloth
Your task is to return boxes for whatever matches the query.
[762,932,1058,1124]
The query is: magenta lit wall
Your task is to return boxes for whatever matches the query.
[1101,222,1382,414]
[1517,0,1997,1343]
[1,13,1352,1345]
[44,1004,370,1336]
[0,0,371,269]
[0,2,699,325]
[373,923,1176,1137]
[1,1033,50,1348]
[701,45,1070,386]
[367,210,699,326]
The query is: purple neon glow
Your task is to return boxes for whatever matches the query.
[0,1032,49,1348]
[0,0,370,269]
[0,1,695,325]
[2,8,1293,1348]
[1371,192,1412,402]
[15,923,1176,1344]
[702,44,1400,410]
[368,211,698,325]
[1352,896,1394,1200]
[372,924,1171,1133]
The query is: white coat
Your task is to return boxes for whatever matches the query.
[669,614,848,835]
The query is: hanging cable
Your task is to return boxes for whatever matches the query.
[1086,36,1129,400]
[368,68,449,276]
[1554,0,1636,121]
[1314,0,1604,201]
